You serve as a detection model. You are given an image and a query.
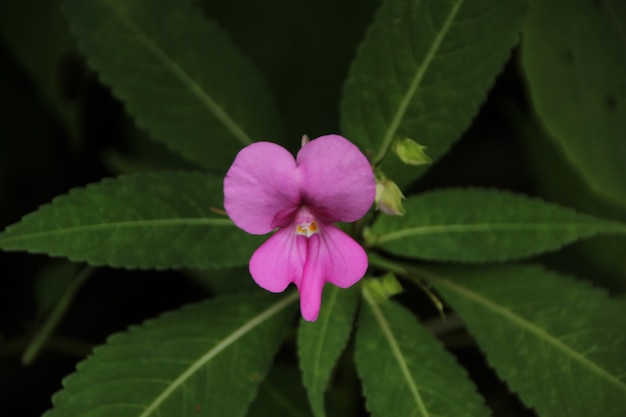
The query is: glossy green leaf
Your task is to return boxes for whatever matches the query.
[356,288,490,417]
[426,264,626,417]
[63,0,282,171]
[297,286,359,417]
[43,292,297,417]
[522,0,626,208]
[0,172,264,269]
[367,188,626,262]
[341,0,525,185]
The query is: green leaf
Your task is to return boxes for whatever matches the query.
[341,0,526,185]
[63,0,282,171]
[356,290,490,417]
[43,292,297,417]
[426,264,626,417]
[297,286,359,417]
[367,188,626,262]
[521,0,626,208]
[0,172,264,269]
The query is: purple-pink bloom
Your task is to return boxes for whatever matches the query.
[224,135,376,321]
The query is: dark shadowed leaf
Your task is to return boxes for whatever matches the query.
[63,0,282,171]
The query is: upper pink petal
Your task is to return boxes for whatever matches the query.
[297,135,375,223]
[224,142,300,234]
[299,224,369,321]
[249,227,307,292]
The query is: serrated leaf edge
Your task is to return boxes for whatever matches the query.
[361,287,429,416]
[426,269,626,396]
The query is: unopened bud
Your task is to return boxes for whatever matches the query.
[393,136,432,166]
[375,176,406,216]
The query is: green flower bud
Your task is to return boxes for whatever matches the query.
[392,136,432,166]
[375,176,406,216]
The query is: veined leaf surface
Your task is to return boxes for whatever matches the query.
[356,289,490,417]
[341,0,526,185]
[43,293,297,417]
[298,286,359,417]
[427,264,626,417]
[63,0,282,171]
[0,172,263,269]
[367,188,626,262]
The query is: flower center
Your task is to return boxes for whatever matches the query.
[293,206,319,237]
[296,220,318,237]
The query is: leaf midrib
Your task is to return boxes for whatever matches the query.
[374,222,621,244]
[429,273,626,394]
[0,218,235,245]
[364,289,430,417]
[374,0,465,164]
[103,0,253,146]
[138,292,298,417]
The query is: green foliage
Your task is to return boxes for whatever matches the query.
[0,172,264,269]
[367,188,626,261]
[63,0,282,171]
[427,264,626,417]
[341,0,526,185]
[356,286,490,417]
[522,0,626,208]
[43,293,297,417]
[297,286,359,417]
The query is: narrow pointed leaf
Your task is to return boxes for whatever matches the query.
[43,293,297,417]
[298,286,359,417]
[368,188,626,262]
[356,290,490,417]
[63,0,281,171]
[341,0,525,185]
[426,264,626,417]
[522,0,626,208]
[0,172,263,269]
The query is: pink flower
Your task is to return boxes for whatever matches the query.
[224,135,376,321]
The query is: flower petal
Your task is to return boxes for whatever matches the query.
[297,135,375,223]
[299,225,369,321]
[224,142,300,234]
[249,227,306,292]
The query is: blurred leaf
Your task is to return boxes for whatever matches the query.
[63,0,282,171]
[248,363,313,417]
[186,266,259,295]
[427,264,626,417]
[0,172,264,269]
[33,260,80,317]
[297,286,359,417]
[341,0,526,186]
[43,292,297,417]
[508,99,626,291]
[356,290,490,417]
[0,0,80,144]
[367,188,626,262]
[23,265,95,366]
[521,0,626,208]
